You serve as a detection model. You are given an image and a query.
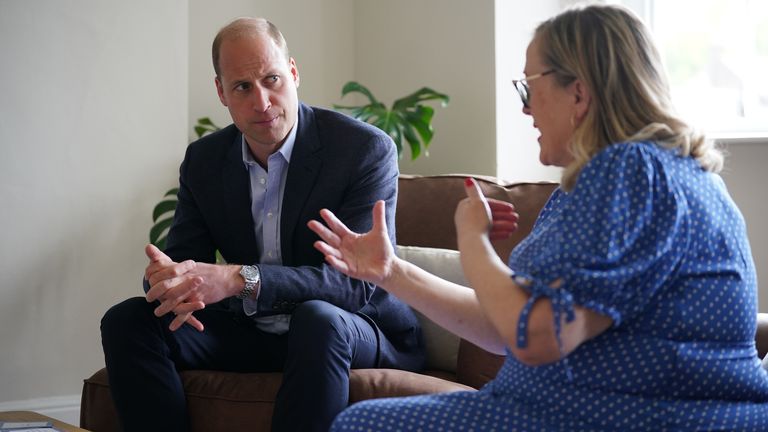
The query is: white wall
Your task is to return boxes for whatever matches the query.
[720,142,768,312]
[355,0,496,176]
[0,0,187,410]
[495,0,563,183]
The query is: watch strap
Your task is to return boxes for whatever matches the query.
[237,265,260,300]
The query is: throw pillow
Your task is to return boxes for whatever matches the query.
[395,245,468,373]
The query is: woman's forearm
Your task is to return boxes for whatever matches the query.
[458,232,567,364]
[381,257,507,355]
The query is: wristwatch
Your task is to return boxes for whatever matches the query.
[237,265,261,300]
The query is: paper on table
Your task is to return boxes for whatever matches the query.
[0,428,61,432]
[0,426,61,432]
[0,421,61,432]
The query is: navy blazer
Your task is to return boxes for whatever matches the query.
[164,103,423,360]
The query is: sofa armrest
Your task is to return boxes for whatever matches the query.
[757,313,768,359]
[455,339,505,389]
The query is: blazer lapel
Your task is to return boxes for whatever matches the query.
[222,133,259,261]
[281,104,322,263]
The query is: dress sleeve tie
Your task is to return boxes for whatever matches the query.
[513,272,576,380]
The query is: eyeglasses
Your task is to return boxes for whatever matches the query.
[512,69,556,108]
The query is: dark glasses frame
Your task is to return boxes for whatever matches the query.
[512,69,556,108]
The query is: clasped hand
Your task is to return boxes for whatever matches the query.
[144,244,237,332]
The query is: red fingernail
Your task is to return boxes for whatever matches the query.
[465,178,473,186]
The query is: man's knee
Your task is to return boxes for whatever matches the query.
[101,296,154,339]
[290,300,346,329]
[288,300,351,346]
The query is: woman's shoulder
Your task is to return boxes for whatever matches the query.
[571,141,682,202]
[582,141,677,179]
[592,140,670,163]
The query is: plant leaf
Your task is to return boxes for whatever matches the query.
[339,81,380,105]
[152,200,178,222]
[334,82,448,160]
[388,124,403,157]
[399,117,422,160]
[380,111,397,139]
[392,87,450,111]
[149,217,174,245]
[404,106,435,146]
[194,118,222,138]
[164,188,179,198]
[155,236,167,251]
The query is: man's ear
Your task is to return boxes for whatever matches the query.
[215,76,228,106]
[572,79,591,121]
[289,57,300,89]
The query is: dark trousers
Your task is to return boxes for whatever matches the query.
[101,297,411,432]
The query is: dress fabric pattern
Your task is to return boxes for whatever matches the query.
[331,141,768,431]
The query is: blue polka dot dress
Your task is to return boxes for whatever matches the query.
[331,142,768,431]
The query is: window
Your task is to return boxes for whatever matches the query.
[620,0,768,138]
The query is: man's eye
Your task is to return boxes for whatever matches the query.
[265,75,279,84]
[234,83,251,91]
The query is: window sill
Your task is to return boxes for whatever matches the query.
[711,133,768,146]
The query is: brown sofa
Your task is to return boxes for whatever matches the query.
[80,174,768,431]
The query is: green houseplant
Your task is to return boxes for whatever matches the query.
[334,81,449,160]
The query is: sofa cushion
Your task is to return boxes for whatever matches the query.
[393,247,507,388]
[396,175,558,261]
[396,245,465,373]
[183,370,281,432]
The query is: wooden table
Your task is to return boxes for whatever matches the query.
[0,411,89,432]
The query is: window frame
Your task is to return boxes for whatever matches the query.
[617,0,768,143]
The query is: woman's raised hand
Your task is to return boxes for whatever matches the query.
[455,178,519,241]
[308,200,396,286]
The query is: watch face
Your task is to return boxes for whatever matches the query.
[241,265,258,281]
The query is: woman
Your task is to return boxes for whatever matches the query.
[309,4,768,431]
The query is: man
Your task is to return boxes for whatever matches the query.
[101,17,424,432]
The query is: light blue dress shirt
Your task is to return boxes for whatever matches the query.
[240,122,297,334]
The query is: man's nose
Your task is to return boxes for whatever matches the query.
[251,87,271,112]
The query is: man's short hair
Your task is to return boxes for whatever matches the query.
[212,17,290,78]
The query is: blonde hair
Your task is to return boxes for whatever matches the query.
[212,17,290,78]
[534,3,723,191]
